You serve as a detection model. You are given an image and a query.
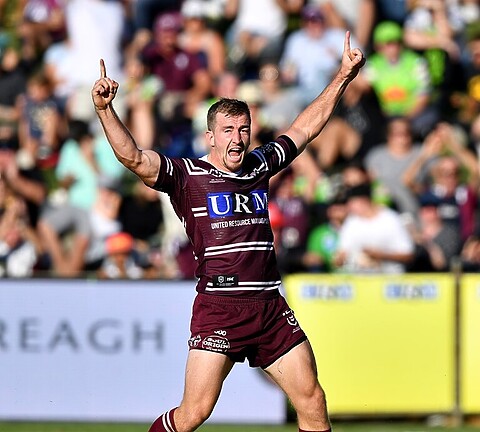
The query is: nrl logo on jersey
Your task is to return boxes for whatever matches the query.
[207,190,268,217]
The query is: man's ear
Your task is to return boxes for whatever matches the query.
[206,130,215,148]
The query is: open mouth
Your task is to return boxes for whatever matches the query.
[228,147,243,162]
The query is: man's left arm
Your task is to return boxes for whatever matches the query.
[284,31,365,155]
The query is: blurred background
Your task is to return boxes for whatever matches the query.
[1,0,480,429]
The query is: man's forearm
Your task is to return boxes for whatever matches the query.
[289,71,351,153]
[96,105,162,186]
[96,105,142,171]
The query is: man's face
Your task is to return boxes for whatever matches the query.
[206,112,251,173]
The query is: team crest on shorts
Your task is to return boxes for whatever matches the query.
[283,309,301,332]
[188,334,202,348]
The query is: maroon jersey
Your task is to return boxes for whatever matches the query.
[153,135,298,298]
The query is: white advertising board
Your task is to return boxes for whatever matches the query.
[0,279,285,423]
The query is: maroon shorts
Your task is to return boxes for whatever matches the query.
[188,293,307,368]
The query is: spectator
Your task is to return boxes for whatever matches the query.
[178,0,227,80]
[225,0,303,77]
[97,231,145,279]
[64,0,126,123]
[270,168,311,274]
[460,232,480,271]
[280,4,347,108]
[155,191,196,279]
[0,149,47,228]
[0,181,40,278]
[308,0,376,50]
[403,0,462,61]
[118,177,164,262]
[402,0,464,116]
[123,54,163,150]
[18,0,67,63]
[364,116,423,217]
[42,26,75,116]
[403,121,479,242]
[140,10,211,157]
[341,158,392,206]
[18,69,65,168]
[256,61,303,135]
[407,196,462,272]
[235,80,275,150]
[38,174,123,277]
[308,77,386,171]
[376,0,410,25]
[130,0,180,34]
[355,20,438,138]
[455,22,480,134]
[333,181,415,273]
[0,33,28,152]
[302,193,348,272]
[54,119,102,210]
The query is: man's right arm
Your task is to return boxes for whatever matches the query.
[92,59,161,187]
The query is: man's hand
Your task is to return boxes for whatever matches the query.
[341,31,365,83]
[91,59,119,111]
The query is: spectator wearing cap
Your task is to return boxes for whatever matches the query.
[333,181,415,273]
[178,0,227,80]
[355,20,438,139]
[97,231,145,279]
[140,10,211,157]
[280,4,352,108]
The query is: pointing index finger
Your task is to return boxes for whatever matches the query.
[100,59,106,79]
[344,31,352,59]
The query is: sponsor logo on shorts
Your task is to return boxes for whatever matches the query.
[202,334,231,352]
[214,329,227,336]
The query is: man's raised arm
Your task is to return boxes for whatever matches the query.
[92,59,161,187]
[284,31,365,154]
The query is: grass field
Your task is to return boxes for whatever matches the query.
[1,421,479,432]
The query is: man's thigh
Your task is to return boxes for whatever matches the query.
[181,349,234,410]
[263,340,322,400]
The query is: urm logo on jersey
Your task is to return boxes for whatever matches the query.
[207,190,268,218]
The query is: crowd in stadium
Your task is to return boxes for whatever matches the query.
[1,0,480,279]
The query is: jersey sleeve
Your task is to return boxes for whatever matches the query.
[151,153,186,195]
[248,135,298,178]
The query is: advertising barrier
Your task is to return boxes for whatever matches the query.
[284,273,456,415]
[460,274,480,414]
[0,279,285,423]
